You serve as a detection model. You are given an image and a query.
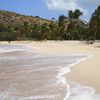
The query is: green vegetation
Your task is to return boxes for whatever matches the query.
[0,5,100,42]
[68,9,83,19]
[89,5,100,40]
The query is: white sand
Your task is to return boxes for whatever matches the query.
[0,40,100,92]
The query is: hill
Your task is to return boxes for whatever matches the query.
[0,10,91,41]
[0,10,52,26]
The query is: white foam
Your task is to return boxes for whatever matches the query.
[1,53,99,100]
[67,82,100,100]
[56,54,93,100]
[0,44,31,53]
[19,95,56,100]
[0,91,56,100]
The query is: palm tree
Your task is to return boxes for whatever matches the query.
[68,10,74,19]
[74,9,83,19]
[68,9,83,19]
[89,5,100,40]
[58,15,67,39]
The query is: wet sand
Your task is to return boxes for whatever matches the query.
[0,43,88,100]
[0,40,100,99]
[32,40,100,93]
[16,40,100,93]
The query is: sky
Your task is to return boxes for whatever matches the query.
[0,0,100,21]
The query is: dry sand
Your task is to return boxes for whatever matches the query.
[0,40,100,93]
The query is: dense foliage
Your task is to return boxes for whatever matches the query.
[89,5,100,40]
[0,5,100,42]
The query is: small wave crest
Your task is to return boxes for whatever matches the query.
[0,91,56,100]
[0,52,99,100]
[67,81,100,100]
[56,54,94,100]
[0,44,31,53]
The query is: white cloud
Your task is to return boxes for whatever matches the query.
[45,0,100,21]
[45,0,87,14]
[80,0,100,5]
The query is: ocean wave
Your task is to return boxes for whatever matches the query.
[0,44,31,53]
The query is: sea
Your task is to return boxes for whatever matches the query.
[0,44,100,100]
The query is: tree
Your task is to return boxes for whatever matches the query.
[68,10,74,19]
[89,5,100,40]
[68,9,83,19]
[67,9,84,40]
[58,15,67,39]
[0,32,17,43]
[74,9,83,19]
[40,23,50,39]
[31,24,42,40]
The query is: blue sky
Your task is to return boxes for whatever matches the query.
[0,0,100,21]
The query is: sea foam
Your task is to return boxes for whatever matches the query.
[0,45,100,100]
[67,81,100,100]
[0,44,31,53]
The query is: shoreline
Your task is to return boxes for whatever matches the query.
[0,40,100,93]
[60,54,92,100]
[30,40,100,93]
[66,51,100,93]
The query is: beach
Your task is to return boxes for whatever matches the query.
[30,41,100,92]
[0,40,100,100]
